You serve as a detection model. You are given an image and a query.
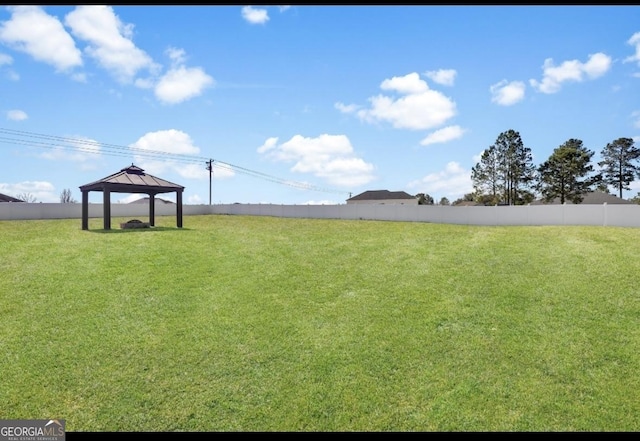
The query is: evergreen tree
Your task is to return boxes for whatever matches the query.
[471,130,536,205]
[495,129,536,205]
[537,138,597,204]
[598,137,640,198]
[594,181,611,194]
[416,193,434,205]
[471,145,501,205]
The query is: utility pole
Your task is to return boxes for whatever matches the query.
[206,159,214,205]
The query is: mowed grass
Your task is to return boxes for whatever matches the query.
[1,214,640,431]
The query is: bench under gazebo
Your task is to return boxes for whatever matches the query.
[79,164,184,230]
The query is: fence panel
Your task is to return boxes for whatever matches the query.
[3,202,640,228]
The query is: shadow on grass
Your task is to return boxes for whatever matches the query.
[85,226,192,234]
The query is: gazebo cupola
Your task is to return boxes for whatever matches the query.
[79,164,184,230]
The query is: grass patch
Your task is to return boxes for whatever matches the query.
[1,215,640,431]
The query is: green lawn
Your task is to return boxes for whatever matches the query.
[1,215,639,431]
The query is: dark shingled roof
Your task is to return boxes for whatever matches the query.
[79,164,184,194]
[530,190,633,205]
[348,190,416,201]
[0,192,24,202]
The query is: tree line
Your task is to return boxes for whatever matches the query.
[418,129,640,206]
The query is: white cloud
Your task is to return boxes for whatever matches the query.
[424,69,457,86]
[583,53,611,77]
[0,6,82,72]
[175,163,210,180]
[166,47,187,65]
[334,102,360,114]
[154,65,214,105]
[64,5,159,84]
[624,31,640,65]
[380,72,429,94]
[127,158,169,177]
[0,53,18,80]
[131,129,200,155]
[129,129,234,180]
[2,6,211,104]
[420,125,465,146]
[257,134,376,187]
[151,47,214,104]
[490,80,526,106]
[187,194,203,204]
[355,72,457,130]
[129,129,199,176]
[0,180,57,202]
[530,52,612,94]
[0,53,12,65]
[407,161,473,201]
[257,137,279,153]
[242,6,269,24]
[37,135,102,170]
[472,150,485,164]
[209,162,236,180]
[6,109,27,121]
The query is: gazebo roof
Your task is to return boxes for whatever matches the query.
[79,164,184,194]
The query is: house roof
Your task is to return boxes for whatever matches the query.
[79,164,184,194]
[128,196,175,204]
[347,190,416,201]
[0,192,24,202]
[530,190,633,205]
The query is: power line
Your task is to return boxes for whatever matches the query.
[0,127,351,196]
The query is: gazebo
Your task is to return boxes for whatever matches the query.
[79,164,184,230]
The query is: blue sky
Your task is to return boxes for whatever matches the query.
[1,5,640,204]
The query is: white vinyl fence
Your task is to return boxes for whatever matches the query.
[2,202,639,228]
[0,202,211,221]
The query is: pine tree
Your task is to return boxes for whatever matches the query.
[494,129,536,205]
[471,145,501,205]
[598,137,640,198]
[471,130,535,205]
[537,138,597,204]
[416,193,434,205]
